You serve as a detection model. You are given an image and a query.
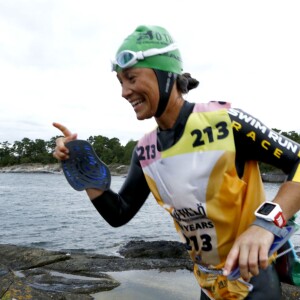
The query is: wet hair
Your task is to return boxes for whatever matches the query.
[176,73,200,94]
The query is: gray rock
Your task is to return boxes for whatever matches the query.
[0,163,62,174]
[0,242,300,299]
[119,240,190,259]
[0,163,129,175]
[0,244,119,299]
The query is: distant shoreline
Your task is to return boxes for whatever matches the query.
[0,163,286,182]
[0,163,129,176]
[261,172,287,183]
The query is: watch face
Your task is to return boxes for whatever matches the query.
[257,203,276,215]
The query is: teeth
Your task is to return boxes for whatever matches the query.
[132,100,143,107]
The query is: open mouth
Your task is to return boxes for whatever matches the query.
[131,99,144,108]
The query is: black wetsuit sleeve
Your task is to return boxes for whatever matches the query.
[229,108,300,181]
[91,146,150,227]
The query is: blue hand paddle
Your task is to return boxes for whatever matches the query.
[61,140,111,191]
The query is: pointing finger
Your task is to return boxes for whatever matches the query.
[53,122,73,138]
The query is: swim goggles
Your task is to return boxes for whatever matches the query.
[111,43,178,71]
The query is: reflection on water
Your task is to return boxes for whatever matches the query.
[92,269,199,300]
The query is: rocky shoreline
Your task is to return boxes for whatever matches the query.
[0,241,300,299]
[0,163,129,176]
[0,241,192,300]
[261,172,287,183]
[0,163,287,182]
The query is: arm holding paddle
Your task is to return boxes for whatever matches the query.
[52,122,150,227]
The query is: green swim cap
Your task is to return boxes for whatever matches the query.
[113,25,182,74]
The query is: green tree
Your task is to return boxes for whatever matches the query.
[31,139,50,163]
[46,136,61,163]
[0,141,15,166]
[107,138,123,164]
[2,129,300,168]
[88,135,116,164]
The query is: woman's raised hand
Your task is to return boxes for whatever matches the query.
[52,122,78,161]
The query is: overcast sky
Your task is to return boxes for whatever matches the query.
[1,0,299,145]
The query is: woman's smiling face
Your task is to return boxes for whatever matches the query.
[117,68,159,120]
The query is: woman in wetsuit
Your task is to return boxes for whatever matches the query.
[53,25,300,299]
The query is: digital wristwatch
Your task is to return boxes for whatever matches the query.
[254,201,286,228]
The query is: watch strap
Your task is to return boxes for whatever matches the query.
[274,211,286,227]
[252,218,289,238]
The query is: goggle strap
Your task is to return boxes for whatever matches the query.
[135,51,145,60]
[142,43,178,59]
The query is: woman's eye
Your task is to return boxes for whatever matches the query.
[126,75,135,83]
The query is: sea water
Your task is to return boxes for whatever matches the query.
[0,173,178,255]
[1,173,300,255]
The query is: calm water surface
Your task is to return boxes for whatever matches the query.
[1,173,299,255]
[0,173,178,255]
